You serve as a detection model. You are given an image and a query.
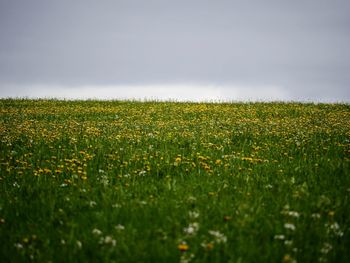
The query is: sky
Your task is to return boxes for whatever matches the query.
[0,0,349,102]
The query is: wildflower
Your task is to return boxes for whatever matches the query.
[187,196,196,203]
[284,223,296,231]
[282,211,300,218]
[175,157,182,163]
[208,230,227,244]
[180,253,194,263]
[98,175,109,187]
[282,254,296,263]
[89,201,97,207]
[327,222,344,237]
[139,170,146,176]
[92,228,102,235]
[223,216,232,221]
[201,241,214,250]
[215,159,222,165]
[206,243,214,250]
[178,242,189,252]
[274,235,285,240]
[76,240,82,249]
[329,222,340,231]
[284,240,293,246]
[115,224,125,231]
[188,211,200,219]
[320,242,332,254]
[14,243,23,249]
[184,222,199,235]
[311,213,321,219]
[99,236,116,246]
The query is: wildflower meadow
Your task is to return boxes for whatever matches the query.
[0,99,349,262]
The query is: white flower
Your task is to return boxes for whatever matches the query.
[92,228,102,235]
[184,222,199,235]
[330,222,339,230]
[209,230,227,244]
[14,243,23,249]
[180,253,194,263]
[328,222,344,237]
[99,236,116,246]
[320,242,332,254]
[284,240,293,246]
[188,211,200,219]
[187,196,196,203]
[284,223,296,231]
[76,240,82,249]
[282,211,300,218]
[115,224,125,231]
[139,170,146,176]
[89,201,97,207]
[274,235,285,240]
[98,175,109,187]
[311,213,321,219]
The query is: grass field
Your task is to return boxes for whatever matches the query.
[0,99,349,262]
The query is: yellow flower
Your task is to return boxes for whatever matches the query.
[206,243,214,250]
[178,243,189,252]
[215,159,222,165]
[283,254,293,262]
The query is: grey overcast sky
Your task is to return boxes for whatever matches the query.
[0,0,349,102]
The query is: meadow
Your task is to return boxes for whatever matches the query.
[0,99,349,262]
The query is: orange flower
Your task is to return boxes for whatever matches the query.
[206,243,214,250]
[178,243,189,252]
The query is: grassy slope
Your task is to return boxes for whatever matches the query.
[0,99,349,262]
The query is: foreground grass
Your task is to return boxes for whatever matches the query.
[0,99,349,262]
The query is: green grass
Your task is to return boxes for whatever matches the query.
[0,99,349,262]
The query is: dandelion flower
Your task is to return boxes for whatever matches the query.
[178,242,189,252]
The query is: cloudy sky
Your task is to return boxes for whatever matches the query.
[0,0,349,102]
